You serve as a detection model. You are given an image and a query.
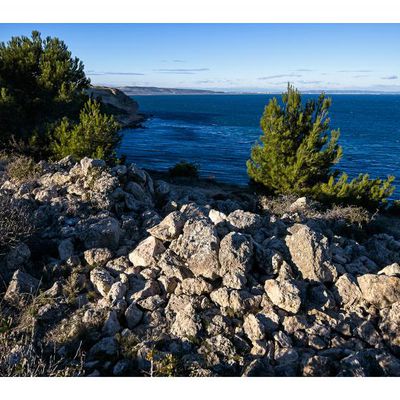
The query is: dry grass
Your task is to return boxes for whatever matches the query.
[0,295,85,377]
[0,190,37,255]
[6,155,43,183]
[259,194,372,229]
[323,205,372,227]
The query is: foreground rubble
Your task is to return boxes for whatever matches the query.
[1,156,400,377]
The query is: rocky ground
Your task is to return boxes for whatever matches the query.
[0,156,400,377]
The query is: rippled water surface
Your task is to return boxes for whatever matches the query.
[119,94,400,198]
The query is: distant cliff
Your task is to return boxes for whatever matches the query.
[87,86,145,127]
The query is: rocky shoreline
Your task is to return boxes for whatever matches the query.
[1,156,400,376]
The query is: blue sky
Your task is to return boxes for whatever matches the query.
[0,24,399,92]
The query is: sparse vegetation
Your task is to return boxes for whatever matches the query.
[6,155,43,183]
[0,190,36,254]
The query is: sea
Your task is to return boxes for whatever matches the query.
[119,94,400,198]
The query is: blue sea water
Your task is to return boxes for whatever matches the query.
[119,94,400,198]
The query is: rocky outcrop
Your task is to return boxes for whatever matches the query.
[87,86,145,127]
[1,157,400,377]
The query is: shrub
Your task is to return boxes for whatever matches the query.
[323,204,372,227]
[168,161,199,178]
[315,173,395,209]
[51,99,121,163]
[0,31,90,155]
[247,85,395,209]
[0,191,36,254]
[6,155,43,183]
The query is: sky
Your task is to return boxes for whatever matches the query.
[0,23,399,92]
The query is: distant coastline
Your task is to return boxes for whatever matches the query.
[118,85,400,96]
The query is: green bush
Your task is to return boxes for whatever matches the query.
[168,161,199,178]
[247,85,395,209]
[51,99,121,162]
[0,31,90,156]
[316,173,395,209]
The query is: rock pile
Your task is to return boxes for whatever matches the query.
[1,157,400,376]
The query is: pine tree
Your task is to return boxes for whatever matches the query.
[0,31,90,154]
[247,84,342,194]
[247,85,395,208]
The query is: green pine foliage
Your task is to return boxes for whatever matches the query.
[0,31,90,155]
[247,84,342,194]
[316,173,395,209]
[247,85,395,209]
[51,99,121,162]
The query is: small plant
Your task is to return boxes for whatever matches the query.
[0,315,13,334]
[6,155,43,183]
[155,353,179,377]
[145,348,180,377]
[168,161,199,178]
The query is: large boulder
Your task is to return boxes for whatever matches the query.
[80,217,120,250]
[128,236,166,267]
[357,274,400,309]
[157,249,193,281]
[80,157,106,175]
[264,279,302,313]
[147,211,186,241]
[125,181,152,204]
[226,210,262,233]
[219,232,253,276]
[125,303,143,329]
[171,304,202,340]
[379,301,400,349]
[90,267,115,297]
[4,243,31,279]
[285,224,338,282]
[332,273,362,308]
[170,219,220,279]
[84,248,113,266]
[4,270,40,301]
[243,313,265,342]
[58,239,74,261]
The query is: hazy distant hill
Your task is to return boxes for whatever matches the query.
[118,86,224,95]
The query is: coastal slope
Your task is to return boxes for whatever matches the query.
[87,86,145,127]
[1,156,400,376]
